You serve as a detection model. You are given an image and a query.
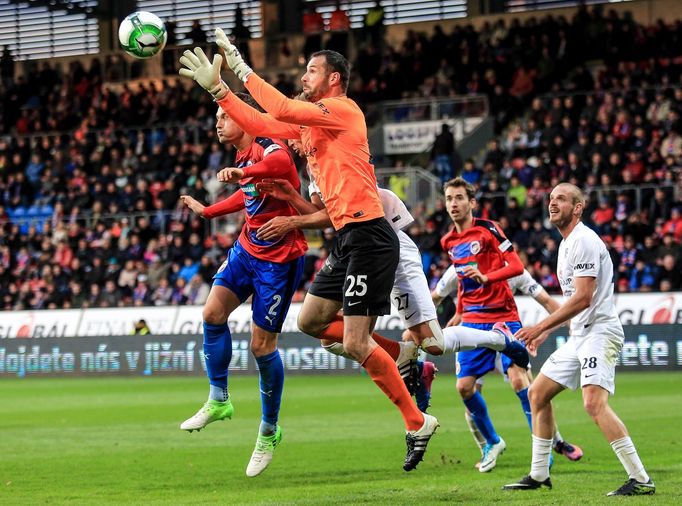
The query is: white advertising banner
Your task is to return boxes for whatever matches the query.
[1,292,681,339]
[76,307,177,337]
[383,117,483,155]
[0,310,82,339]
[515,292,682,326]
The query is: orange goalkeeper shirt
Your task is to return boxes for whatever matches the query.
[216,75,384,230]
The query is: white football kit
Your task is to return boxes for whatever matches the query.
[309,177,436,328]
[540,221,624,394]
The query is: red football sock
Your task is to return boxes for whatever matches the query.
[362,347,424,431]
[317,315,345,343]
[318,315,401,361]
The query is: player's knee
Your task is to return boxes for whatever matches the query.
[297,313,320,337]
[583,395,607,419]
[528,384,548,410]
[202,305,227,325]
[250,338,274,357]
[509,372,529,392]
[457,381,475,400]
[342,342,363,362]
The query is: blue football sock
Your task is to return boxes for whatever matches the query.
[203,321,232,400]
[463,391,501,445]
[414,361,430,412]
[516,387,533,430]
[255,350,284,433]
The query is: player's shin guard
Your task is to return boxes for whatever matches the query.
[203,321,232,398]
[465,409,486,454]
[419,320,445,355]
[611,436,650,484]
[442,326,502,353]
[255,350,284,435]
[362,347,424,431]
[530,434,553,482]
[322,341,353,359]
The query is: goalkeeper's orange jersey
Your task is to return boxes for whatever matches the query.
[216,75,384,231]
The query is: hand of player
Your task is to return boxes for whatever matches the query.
[256,178,297,201]
[256,216,295,241]
[461,265,488,284]
[217,167,245,183]
[446,313,461,327]
[178,47,229,100]
[514,324,544,350]
[215,27,253,82]
[525,329,551,357]
[179,195,205,217]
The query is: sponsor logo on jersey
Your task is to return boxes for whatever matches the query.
[574,262,595,270]
[498,239,512,252]
[314,101,330,115]
[241,183,260,198]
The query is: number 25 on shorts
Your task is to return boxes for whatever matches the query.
[345,275,367,297]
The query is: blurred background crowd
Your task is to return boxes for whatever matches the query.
[1,4,681,311]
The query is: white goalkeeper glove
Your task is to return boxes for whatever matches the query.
[178,47,229,100]
[215,27,253,83]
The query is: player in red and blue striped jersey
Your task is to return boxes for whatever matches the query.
[179,94,306,477]
[440,177,529,473]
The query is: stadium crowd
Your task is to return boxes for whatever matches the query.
[1,5,682,310]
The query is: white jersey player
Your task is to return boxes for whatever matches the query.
[504,183,654,496]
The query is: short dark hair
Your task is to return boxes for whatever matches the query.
[443,177,476,200]
[311,50,350,93]
[234,92,264,113]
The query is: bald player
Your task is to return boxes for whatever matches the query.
[503,183,654,496]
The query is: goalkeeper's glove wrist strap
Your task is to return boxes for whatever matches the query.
[209,80,229,100]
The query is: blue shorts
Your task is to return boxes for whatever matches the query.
[456,321,523,379]
[213,241,304,333]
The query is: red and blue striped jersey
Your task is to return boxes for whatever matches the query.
[205,137,307,263]
[440,218,521,323]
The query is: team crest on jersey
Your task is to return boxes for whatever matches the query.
[470,241,481,255]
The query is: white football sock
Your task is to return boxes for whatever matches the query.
[465,410,486,454]
[209,384,229,402]
[529,435,553,482]
[611,436,650,483]
[553,427,564,446]
[442,326,505,353]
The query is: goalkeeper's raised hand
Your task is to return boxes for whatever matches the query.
[215,27,252,82]
[178,47,229,100]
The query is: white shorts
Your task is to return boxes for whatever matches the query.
[540,325,624,394]
[391,230,437,328]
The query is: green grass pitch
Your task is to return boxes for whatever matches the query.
[0,372,679,505]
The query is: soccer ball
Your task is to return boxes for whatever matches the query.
[118,11,167,59]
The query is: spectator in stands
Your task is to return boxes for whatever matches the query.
[430,124,456,183]
[1,45,13,87]
[327,1,350,55]
[186,19,207,45]
[363,0,385,48]
[662,207,682,243]
[302,8,325,59]
[232,5,252,66]
[656,254,682,291]
[183,273,209,305]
